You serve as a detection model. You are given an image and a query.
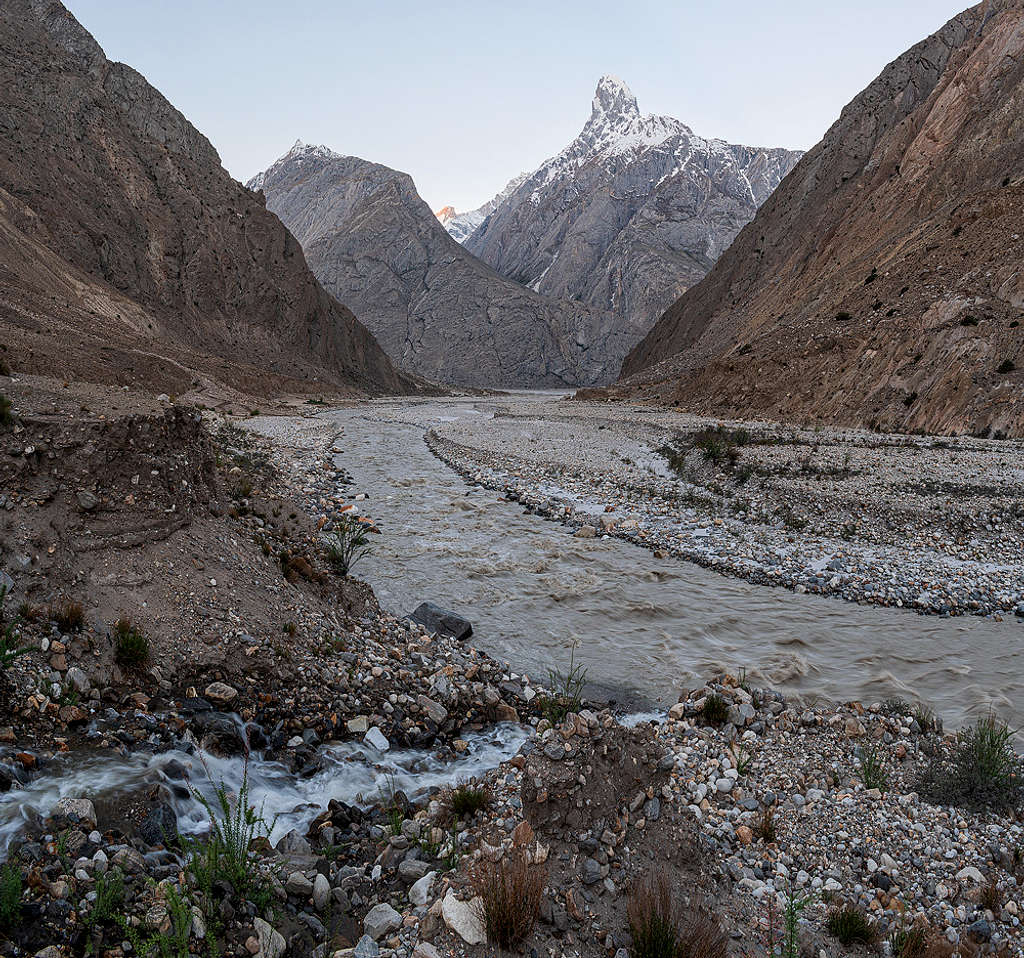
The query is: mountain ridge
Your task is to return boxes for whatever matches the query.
[615,1,1024,438]
[0,2,409,397]
[248,145,635,387]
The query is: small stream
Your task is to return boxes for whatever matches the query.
[0,725,529,859]
[331,394,1022,731]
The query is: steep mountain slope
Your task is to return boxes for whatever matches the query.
[436,173,528,243]
[617,2,1024,438]
[0,0,407,397]
[249,144,632,387]
[465,76,800,342]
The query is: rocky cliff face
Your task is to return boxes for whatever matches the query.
[617,2,1024,438]
[0,0,407,397]
[465,76,800,344]
[250,144,632,387]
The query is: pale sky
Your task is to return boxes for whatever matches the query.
[64,0,971,212]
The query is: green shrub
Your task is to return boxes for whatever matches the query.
[323,514,371,577]
[918,713,1022,810]
[113,617,149,668]
[888,923,929,958]
[184,774,271,905]
[826,904,877,945]
[0,863,22,930]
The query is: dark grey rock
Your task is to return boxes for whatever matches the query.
[405,602,472,641]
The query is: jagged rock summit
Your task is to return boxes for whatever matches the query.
[464,76,800,343]
[249,145,631,387]
[0,5,407,397]
[617,1,1024,438]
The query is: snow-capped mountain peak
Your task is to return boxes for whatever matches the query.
[590,74,640,124]
[247,140,341,191]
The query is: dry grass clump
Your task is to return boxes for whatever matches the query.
[469,849,546,949]
[51,599,85,634]
[752,805,777,844]
[626,873,727,958]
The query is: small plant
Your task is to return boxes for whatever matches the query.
[0,393,13,429]
[825,903,877,945]
[447,779,491,819]
[997,359,1016,374]
[735,743,754,775]
[888,921,929,958]
[470,849,546,950]
[836,310,853,321]
[282,621,297,636]
[51,598,85,633]
[84,867,126,928]
[183,772,272,906]
[378,773,406,837]
[0,863,22,930]
[626,872,727,958]
[753,805,777,844]
[540,640,587,724]
[782,883,813,958]
[918,712,1022,810]
[0,586,30,673]
[857,743,890,791]
[323,514,371,577]
[113,616,149,668]
[701,692,730,726]
[914,703,939,734]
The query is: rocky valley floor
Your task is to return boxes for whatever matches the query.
[0,380,1022,957]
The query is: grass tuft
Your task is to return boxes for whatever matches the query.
[113,616,149,668]
[0,394,13,429]
[701,692,730,726]
[825,904,877,945]
[446,779,491,819]
[627,872,727,958]
[857,743,890,791]
[0,863,22,930]
[470,848,546,949]
[753,805,777,844]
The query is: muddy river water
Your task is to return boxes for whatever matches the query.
[332,395,1022,730]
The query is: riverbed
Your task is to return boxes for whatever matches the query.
[328,394,1021,730]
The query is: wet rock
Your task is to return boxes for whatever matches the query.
[363,727,390,752]
[417,694,448,725]
[53,797,96,830]
[138,803,178,847]
[406,602,473,641]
